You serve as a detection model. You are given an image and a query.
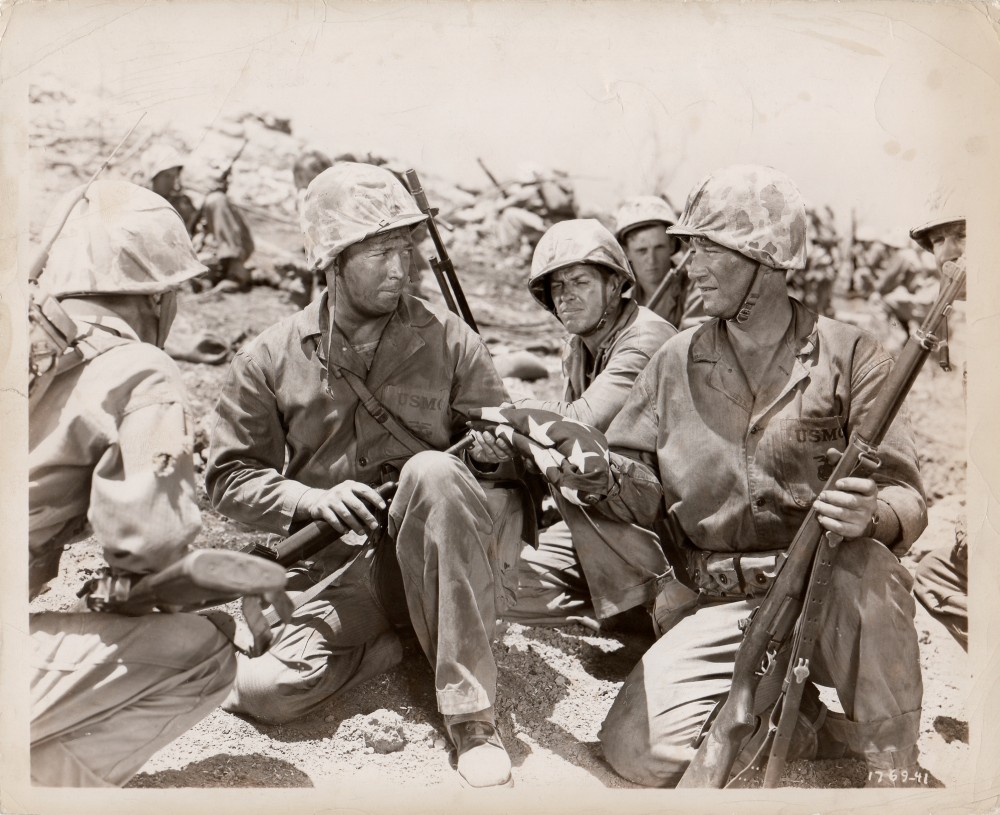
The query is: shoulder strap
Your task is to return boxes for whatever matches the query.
[330,364,430,455]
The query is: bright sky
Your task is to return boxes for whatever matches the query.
[4,0,999,235]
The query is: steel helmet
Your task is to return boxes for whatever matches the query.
[38,180,207,297]
[910,186,965,253]
[528,219,634,312]
[613,196,678,244]
[140,144,185,186]
[667,164,808,271]
[301,162,427,272]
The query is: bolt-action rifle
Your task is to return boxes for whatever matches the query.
[677,260,967,788]
[645,248,693,314]
[403,168,479,333]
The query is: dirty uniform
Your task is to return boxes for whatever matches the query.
[914,300,968,648]
[567,301,927,786]
[29,320,235,786]
[206,292,525,724]
[504,300,675,626]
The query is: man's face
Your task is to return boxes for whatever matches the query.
[549,263,618,335]
[623,225,675,295]
[151,167,182,198]
[927,221,966,299]
[686,236,759,318]
[335,229,414,318]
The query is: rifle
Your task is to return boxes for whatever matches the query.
[677,260,967,788]
[403,168,480,333]
[645,248,692,313]
[28,114,147,401]
[78,548,287,615]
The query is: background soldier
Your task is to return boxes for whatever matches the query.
[206,162,526,788]
[911,202,968,649]
[614,195,706,329]
[29,181,242,786]
[481,219,676,628]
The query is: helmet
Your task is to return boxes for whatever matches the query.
[528,219,634,312]
[667,164,808,271]
[613,196,678,244]
[140,144,185,186]
[38,180,207,297]
[910,186,965,253]
[301,162,427,271]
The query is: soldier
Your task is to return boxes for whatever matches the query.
[614,196,706,329]
[910,202,968,649]
[141,143,254,292]
[473,166,927,787]
[482,219,676,628]
[29,181,250,786]
[205,162,526,788]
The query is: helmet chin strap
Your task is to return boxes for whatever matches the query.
[578,283,623,337]
[727,262,765,324]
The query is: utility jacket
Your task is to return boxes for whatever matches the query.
[29,321,201,597]
[513,300,675,431]
[206,292,511,536]
[601,300,927,557]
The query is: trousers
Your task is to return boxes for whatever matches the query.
[914,541,968,649]
[505,491,668,625]
[224,451,524,724]
[598,537,923,786]
[30,611,236,787]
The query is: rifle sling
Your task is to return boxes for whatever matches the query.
[762,534,841,786]
[330,364,431,456]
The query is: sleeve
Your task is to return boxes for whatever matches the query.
[448,326,521,480]
[205,348,309,535]
[592,363,666,525]
[89,364,201,576]
[849,340,928,555]
[512,339,669,432]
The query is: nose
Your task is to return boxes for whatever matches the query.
[384,251,407,281]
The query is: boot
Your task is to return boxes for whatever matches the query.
[447,719,513,788]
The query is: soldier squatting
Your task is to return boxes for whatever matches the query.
[27,142,967,790]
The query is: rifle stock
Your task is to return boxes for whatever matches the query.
[678,265,966,788]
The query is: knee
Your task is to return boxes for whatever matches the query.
[599,685,687,788]
[399,450,466,487]
[228,652,312,725]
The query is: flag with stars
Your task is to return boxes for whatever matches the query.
[468,406,612,506]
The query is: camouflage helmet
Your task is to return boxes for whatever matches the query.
[38,180,207,297]
[667,164,808,271]
[613,196,678,244]
[909,186,965,253]
[528,219,634,312]
[301,162,427,272]
[140,143,185,186]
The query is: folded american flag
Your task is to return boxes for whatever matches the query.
[468,406,612,506]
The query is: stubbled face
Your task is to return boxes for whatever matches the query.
[623,225,676,297]
[335,229,414,318]
[927,221,966,299]
[151,167,182,198]
[686,236,759,318]
[549,263,619,335]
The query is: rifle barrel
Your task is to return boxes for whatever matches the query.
[645,249,692,313]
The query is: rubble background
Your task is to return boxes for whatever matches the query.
[26,76,968,793]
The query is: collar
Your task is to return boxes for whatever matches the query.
[690,298,818,364]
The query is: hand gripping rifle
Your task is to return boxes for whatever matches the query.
[677,261,967,788]
[403,168,480,333]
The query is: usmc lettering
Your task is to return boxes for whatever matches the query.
[795,425,844,444]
